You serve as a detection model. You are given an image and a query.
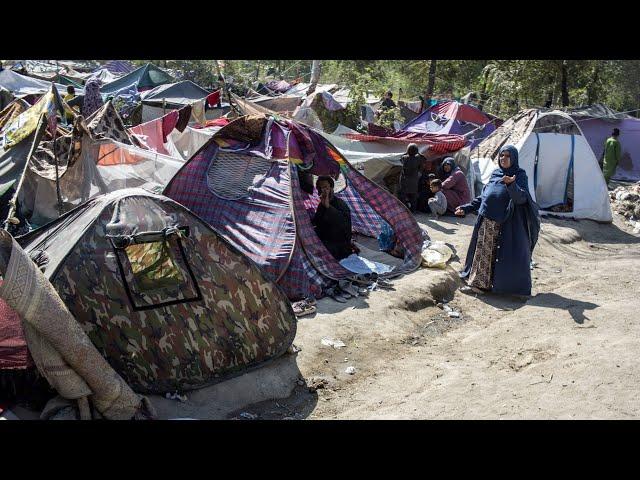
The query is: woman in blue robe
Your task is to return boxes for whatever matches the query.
[455,145,540,296]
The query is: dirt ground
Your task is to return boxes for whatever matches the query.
[233,209,640,420]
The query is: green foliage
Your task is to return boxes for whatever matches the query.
[126,59,640,119]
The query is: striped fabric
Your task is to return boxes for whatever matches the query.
[344,167,424,274]
[341,132,467,154]
[164,115,427,299]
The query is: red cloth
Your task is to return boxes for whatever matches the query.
[342,131,467,153]
[206,90,221,108]
[193,118,230,129]
[441,169,471,213]
[0,289,31,370]
[161,110,179,143]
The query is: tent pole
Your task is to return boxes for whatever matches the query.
[53,123,63,216]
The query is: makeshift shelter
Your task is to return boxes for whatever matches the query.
[0,98,181,230]
[101,63,174,96]
[11,188,296,394]
[0,69,83,97]
[139,80,215,123]
[130,108,220,160]
[566,104,640,182]
[99,60,134,75]
[401,100,496,149]
[474,109,612,222]
[164,115,426,300]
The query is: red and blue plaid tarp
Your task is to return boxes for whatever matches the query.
[164,143,297,286]
[340,131,467,154]
[165,115,426,299]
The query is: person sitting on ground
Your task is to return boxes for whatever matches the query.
[427,179,447,216]
[602,128,621,186]
[312,176,353,261]
[63,85,78,125]
[398,143,426,212]
[438,157,471,214]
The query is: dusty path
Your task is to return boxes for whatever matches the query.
[237,211,640,420]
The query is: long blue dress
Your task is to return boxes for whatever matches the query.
[459,145,540,296]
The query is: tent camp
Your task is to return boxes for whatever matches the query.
[0,69,84,97]
[1,97,189,230]
[10,188,296,394]
[101,63,174,96]
[324,125,475,195]
[164,115,426,301]
[139,80,221,123]
[567,104,640,182]
[474,109,612,222]
[401,101,496,149]
[130,108,220,160]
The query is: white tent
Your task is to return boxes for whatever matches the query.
[473,109,612,222]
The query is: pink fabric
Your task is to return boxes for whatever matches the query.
[130,117,171,155]
[0,285,31,370]
[441,169,471,212]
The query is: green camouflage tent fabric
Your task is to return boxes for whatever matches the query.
[19,189,297,394]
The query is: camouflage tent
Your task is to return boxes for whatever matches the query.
[164,115,425,301]
[15,188,296,394]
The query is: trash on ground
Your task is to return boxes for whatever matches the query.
[443,304,461,318]
[321,338,346,349]
[308,377,329,392]
[165,392,188,402]
[345,366,357,375]
[421,241,454,269]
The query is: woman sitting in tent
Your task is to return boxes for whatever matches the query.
[312,176,353,261]
[438,157,471,214]
[455,145,540,297]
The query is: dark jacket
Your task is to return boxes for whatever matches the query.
[399,154,425,195]
[312,195,352,260]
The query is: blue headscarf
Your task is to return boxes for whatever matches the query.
[479,144,540,251]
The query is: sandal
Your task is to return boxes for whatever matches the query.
[292,300,317,317]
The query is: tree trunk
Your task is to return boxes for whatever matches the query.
[426,60,437,99]
[560,60,570,107]
[307,60,322,95]
[587,61,601,104]
[310,60,321,85]
[478,68,489,112]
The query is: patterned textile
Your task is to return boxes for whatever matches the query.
[341,131,467,154]
[344,167,424,274]
[217,115,267,144]
[86,101,134,145]
[82,79,104,118]
[336,181,385,238]
[18,191,297,395]
[468,217,500,290]
[164,143,297,286]
[0,230,147,419]
[0,100,28,132]
[0,294,31,369]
